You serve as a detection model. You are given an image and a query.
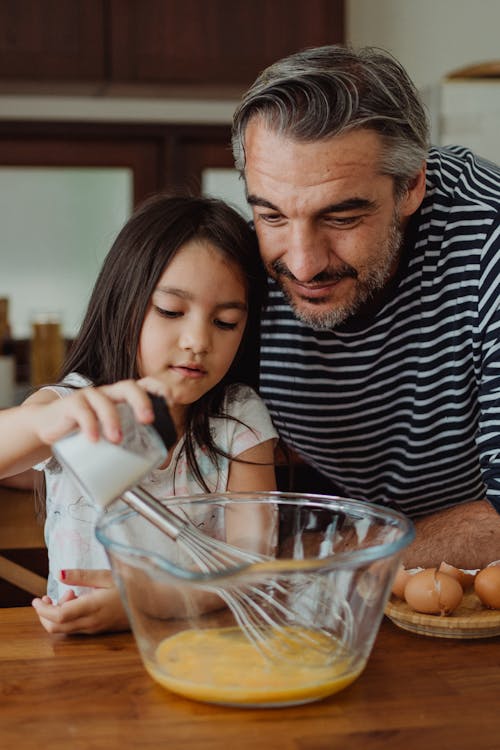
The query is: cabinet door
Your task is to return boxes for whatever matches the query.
[109,0,344,88]
[0,0,105,82]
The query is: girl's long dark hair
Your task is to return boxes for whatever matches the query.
[61,193,267,490]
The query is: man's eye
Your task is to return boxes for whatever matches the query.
[215,319,238,330]
[326,215,361,226]
[259,212,283,224]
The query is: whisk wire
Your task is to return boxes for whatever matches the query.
[123,486,353,663]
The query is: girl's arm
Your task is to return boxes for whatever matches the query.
[226,438,278,556]
[0,468,37,489]
[0,390,60,478]
[226,438,277,493]
[0,379,167,480]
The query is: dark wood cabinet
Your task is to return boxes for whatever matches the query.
[0,1,345,286]
[109,0,345,89]
[0,119,235,205]
[0,0,344,91]
[0,0,105,82]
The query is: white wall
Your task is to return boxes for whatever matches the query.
[347,0,500,160]
[0,168,132,337]
[347,0,500,90]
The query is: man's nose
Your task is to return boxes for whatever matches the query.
[283,224,331,282]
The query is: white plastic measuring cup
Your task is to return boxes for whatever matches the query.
[53,397,175,507]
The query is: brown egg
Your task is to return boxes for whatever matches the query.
[404,568,463,615]
[438,561,478,590]
[474,564,500,609]
[391,565,423,599]
[391,564,411,599]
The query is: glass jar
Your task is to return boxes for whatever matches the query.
[30,312,65,386]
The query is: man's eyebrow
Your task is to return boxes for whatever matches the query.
[246,194,377,214]
[319,197,378,213]
[247,195,279,210]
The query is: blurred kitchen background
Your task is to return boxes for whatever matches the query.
[1,0,500,402]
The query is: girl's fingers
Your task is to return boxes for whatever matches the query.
[137,374,178,403]
[42,381,155,446]
[57,588,78,604]
[96,380,155,429]
[39,378,175,448]
[60,568,114,589]
[33,593,96,629]
[33,587,127,634]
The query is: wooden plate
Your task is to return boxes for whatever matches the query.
[385,592,500,639]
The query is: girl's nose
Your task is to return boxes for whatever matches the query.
[179,322,210,354]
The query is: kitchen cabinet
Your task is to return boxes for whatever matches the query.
[0,0,344,91]
[0,0,105,83]
[109,0,345,90]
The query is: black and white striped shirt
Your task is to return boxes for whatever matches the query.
[260,146,500,518]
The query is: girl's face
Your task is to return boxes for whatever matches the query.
[137,239,248,406]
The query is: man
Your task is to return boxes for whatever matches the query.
[232,44,500,569]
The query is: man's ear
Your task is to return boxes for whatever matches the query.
[400,163,427,218]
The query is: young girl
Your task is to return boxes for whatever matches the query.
[0,194,278,634]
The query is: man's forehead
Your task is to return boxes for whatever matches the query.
[243,121,385,189]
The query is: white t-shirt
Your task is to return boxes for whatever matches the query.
[35,374,278,601]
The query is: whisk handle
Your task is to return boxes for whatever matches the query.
[122,486,183,540]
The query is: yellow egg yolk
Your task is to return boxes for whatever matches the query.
[146,626,362,706]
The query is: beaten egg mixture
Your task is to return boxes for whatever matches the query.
[146,626,361,706]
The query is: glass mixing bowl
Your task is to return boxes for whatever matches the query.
[96,492,414,708]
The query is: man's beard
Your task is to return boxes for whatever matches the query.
[271,214,403,330]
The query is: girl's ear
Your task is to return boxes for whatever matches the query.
[399,163,426,219]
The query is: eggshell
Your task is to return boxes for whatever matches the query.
[404,568,463,615]
[474,565,500,609]
[438,561,478,590]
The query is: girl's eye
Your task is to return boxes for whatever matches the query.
[155,306,182,318]
[214,319,238,330]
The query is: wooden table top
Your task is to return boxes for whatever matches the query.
[0,607,498,750]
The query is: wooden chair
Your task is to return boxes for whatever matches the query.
[0,484,47,603]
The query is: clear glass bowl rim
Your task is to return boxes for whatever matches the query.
[95,490,415,582]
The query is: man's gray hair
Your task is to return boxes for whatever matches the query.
[232,45,430,196]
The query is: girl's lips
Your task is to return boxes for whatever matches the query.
[170,365,206,379]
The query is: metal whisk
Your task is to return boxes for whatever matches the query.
[53,398,350,659]
[122,486,344,661]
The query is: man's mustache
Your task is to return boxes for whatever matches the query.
[271,260,358,283]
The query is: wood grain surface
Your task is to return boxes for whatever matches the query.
[0,607,498,750]
[0,486,48,603]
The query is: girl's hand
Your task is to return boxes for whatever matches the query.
[32,379,159,447]
[1,374,182,479]
[36,375,185,447]
[31,570,129,635]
